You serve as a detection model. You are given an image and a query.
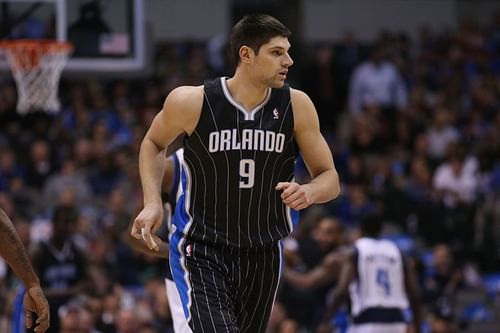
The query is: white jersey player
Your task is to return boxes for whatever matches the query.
[319,214,422,333]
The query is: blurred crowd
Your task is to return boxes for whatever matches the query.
[1,12,500,333]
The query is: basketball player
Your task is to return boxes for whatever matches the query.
[318,214,423,333]
[131,14,340,332]
[128,149,192,333]
[0,208,50,333]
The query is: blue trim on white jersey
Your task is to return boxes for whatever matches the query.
[170,230,192,322]
[173,162,192,233]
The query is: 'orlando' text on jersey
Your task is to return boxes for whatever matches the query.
[173,77,299,247]
[208,129,286,153]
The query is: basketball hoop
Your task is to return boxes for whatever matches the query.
[0,39,73,114]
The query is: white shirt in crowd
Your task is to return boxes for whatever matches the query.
[349,61,408,115]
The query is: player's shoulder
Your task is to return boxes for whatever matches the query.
[167,85,204,103]
[289,88,315,112]
[163,85,204,113]
[289,88,319,131]
[289,87,312,102]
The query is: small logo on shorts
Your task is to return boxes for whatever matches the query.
[273,108,279,119]
[186,244,192,257]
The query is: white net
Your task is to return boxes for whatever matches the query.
[0,40,72,115]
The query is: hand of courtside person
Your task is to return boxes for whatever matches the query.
[276,182,313,210]
[316,322,333,333]
[24,285,50,333]
[131,203,163,251]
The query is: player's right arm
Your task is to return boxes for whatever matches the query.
[127,155,175,259]
[131,86,203,250]
[0,208,50,333]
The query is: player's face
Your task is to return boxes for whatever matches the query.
[253,36,293,88]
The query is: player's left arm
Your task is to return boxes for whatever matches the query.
[276,88,340,210]
[404,257,423,333]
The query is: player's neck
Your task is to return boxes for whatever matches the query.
[226,73,269,112]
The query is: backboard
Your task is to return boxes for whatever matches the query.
[0,0,145,74]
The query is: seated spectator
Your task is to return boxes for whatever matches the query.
[25,139,57,190]
[116,308,140,333]
[43,159,92,209]
[426,108,460,162]
[349,43,408,116]
[424,244,463,304]
[0,147,25,192]
[432,144,478,255]
[59,301,103,333]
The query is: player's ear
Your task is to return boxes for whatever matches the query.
[239,45,253,64]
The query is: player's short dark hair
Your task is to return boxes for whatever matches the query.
[360,214,383,237]
[230,14,291,66]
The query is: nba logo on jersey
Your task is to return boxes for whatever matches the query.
[273,108,279,119]
[186,244,192,257]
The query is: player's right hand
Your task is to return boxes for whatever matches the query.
[24,285,50,333]
[131,203,163,251]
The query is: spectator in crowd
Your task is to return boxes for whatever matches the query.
[432,144,478,255]
[31,205,91,333]
[349,42,408,116]
[42,159,92,209]
[426,108,460,163]
[25,139,56,190]
[423,244,463,305]
[115,308,140,333]
[301,44,340,133]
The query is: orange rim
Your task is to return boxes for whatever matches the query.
[0,39,73,70]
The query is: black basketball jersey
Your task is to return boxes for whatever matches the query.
[173,77,298,248]
[36,240,86,290]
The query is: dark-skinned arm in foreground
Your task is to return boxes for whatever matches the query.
[0,208,50,333]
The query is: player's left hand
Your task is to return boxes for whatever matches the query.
[276,182,313,210]
[24,285,50,333]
